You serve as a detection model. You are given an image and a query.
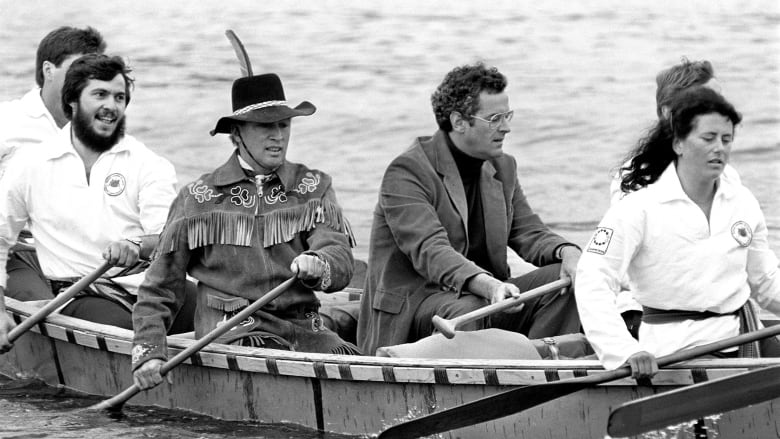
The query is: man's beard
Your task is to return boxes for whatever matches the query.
[72,106,126,153]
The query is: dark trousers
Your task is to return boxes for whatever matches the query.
[410,263,581,341]
[5,249,196,334]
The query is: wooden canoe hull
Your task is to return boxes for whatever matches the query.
[2,297,779,438]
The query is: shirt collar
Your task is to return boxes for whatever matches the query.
[652,162,737,202]
[213,150,294,189]
[41,123,131,160]
[20,88,51,118]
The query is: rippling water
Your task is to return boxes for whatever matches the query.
[0,0,778,437]
[0,377,354,438]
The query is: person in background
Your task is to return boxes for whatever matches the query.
[610,58,738,204]
[0,26,106,303]
[609,58,742,337]
[357,62,582,356]
[0,26,106,174]
[132,72,359,391]
[0,54,195,352]
[576,86,780,379]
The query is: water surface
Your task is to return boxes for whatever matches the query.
[0,1,778,437]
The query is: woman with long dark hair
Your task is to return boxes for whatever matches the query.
[575,86,780,378]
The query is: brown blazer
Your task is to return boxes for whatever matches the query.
[357,130,570,355]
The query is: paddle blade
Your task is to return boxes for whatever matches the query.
[378,372,614,439]
[608,363,780,437]
[225,29,253,77]
[86,383,141,412]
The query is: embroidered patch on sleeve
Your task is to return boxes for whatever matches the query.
[587,227,614,255]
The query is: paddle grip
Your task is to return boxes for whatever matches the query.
[432,278,570,339]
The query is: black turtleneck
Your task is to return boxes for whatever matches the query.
[445,133,495,276]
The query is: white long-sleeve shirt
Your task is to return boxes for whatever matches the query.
[608,162,743,314]
[0,124,177,293]
[577,163,780,369]
[0,88,60,180]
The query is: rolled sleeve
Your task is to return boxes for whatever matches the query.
[303,186,354,292]
[137,155,178,235]
[0,162,31,288]
[746,211,780,315]
[132,220,191,369]
[575,200,644,370]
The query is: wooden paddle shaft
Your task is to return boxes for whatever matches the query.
[90,275,297,411]
[7,261,113,343]
[432,278,571,338]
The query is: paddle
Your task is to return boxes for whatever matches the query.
[88,275,297,411]
[608,361,780,437]
[432,279,570,338]
[5,261,113,345]
[377,324,780,439]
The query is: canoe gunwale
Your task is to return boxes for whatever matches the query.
[4,297,778,388]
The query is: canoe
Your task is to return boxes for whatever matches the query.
[2,295,779,439]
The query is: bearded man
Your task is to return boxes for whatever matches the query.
[0,54,194,351]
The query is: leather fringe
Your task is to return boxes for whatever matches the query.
[330,343,362,356]
[262,199,356,248]
[156,211,256,255]
[156,200,356,255]
[206,294,249,312]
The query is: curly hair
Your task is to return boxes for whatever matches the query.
[61,54,134,120]
[431,62,507,132]
[655,57,715,119]
[35,26,106,87]
[620,86,741,193]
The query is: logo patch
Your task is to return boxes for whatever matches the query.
[587,227,614,255]
[731,221,752,247]
[104,173,126,196]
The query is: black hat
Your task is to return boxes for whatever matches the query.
[210,73,316,136]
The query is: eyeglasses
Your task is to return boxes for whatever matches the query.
[471,110,514,129]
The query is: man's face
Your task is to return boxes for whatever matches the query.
[458,91,512,160]
[235,119,291,174]
[70,74,127,152]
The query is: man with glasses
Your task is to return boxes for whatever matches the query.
[357,63,582,355]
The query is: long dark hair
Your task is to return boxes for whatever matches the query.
[620,86,742,193]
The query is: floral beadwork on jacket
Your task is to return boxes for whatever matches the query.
[131,343,157,366]
[156,156,355,254]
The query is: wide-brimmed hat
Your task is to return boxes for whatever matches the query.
[210,73,316,136]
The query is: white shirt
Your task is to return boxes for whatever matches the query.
[608,162,743,314]
[0,124,178,293]
[0,88,60,179]
[577,163,780,369]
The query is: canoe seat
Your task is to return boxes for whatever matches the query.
[169,331,196,339]
[25,300,52,309]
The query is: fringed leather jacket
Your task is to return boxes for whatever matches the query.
[132,152,355,368]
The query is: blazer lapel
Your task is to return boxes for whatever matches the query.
[480,161,509,277]
[431,133,469,237]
